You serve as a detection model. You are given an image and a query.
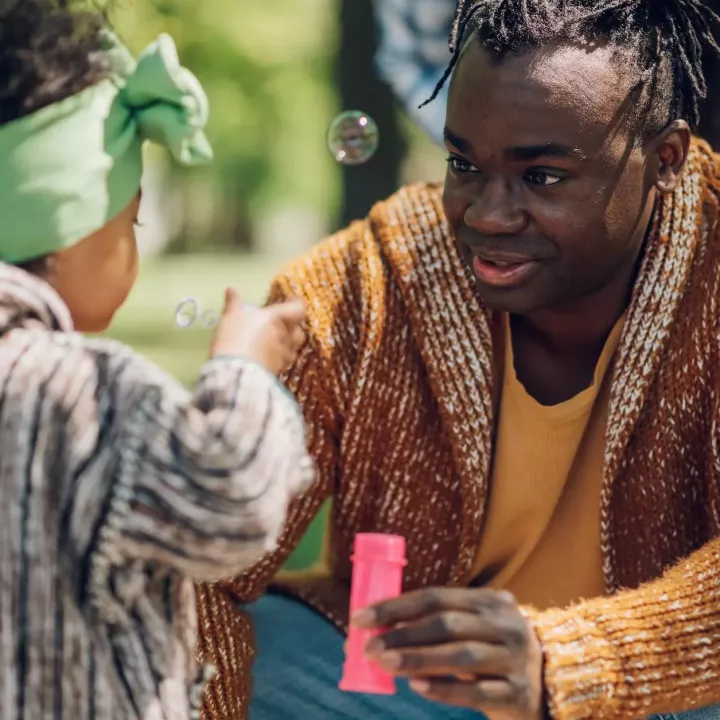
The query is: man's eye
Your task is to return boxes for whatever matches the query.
[446,156,478,174]
[524,170,564,187]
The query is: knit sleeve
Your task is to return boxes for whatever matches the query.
[196,257,345,720]
[79,343,316,596]
[524,537,720,720]
[210,278,340,603]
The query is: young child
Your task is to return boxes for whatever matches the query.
[0,2,313,718]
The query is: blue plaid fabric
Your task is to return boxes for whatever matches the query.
[374,0,456,146]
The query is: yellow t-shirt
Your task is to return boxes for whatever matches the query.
[472,313,626,610]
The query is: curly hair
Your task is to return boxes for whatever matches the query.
[423,0,720,139]
[0,0,108,273]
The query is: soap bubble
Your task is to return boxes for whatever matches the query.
[174,297,259,330]
[175,297,198,328]
[327,111,379,165]
[200,309,220,329]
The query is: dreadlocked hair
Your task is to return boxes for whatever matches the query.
[424,0,720,137]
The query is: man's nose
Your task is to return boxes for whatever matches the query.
[463,177,527,236]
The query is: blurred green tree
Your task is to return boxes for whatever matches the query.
[113,0,339,253]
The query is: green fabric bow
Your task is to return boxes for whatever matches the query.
[0,32,213,263]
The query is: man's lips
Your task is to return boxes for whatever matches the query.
[470,251,542,288]
[471,249,540,265]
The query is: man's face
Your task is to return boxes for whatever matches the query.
[442,39,666,315]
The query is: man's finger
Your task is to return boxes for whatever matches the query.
[409,676,519,709]
[352,587,516,629]
[291,325,306,350]
[365,611,509,652]
[279,348,298,372]
[374,640,514,677]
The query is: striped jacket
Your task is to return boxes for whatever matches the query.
[0,263,313,719]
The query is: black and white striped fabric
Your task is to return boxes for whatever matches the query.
[0,263,313,719]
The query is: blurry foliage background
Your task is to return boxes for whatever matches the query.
[103,0,446,569]
[111,0,445,256]
[114,0,338,254]
[105,0,447,369]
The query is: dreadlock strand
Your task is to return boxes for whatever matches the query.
[419,56,459,108]
[423,0,485,108]
[690,2,720,53]
[493,2,510,44]
[671,10,707,119]
[577,0,641,22]
[449,0,474,53]
[423,0,720,134]
[521,0,531,26]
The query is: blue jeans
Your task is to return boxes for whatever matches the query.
[246,594,720,720]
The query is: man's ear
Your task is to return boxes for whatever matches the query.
[650,119,691,195]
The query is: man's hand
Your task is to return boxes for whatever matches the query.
[352,587,545,720]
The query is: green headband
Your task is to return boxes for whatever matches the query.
[0,32,213,263]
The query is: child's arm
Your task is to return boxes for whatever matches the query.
[50,332,313,599]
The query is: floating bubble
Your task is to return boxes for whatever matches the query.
[327,110,379,166]
[175,297,198,328]
[200,309,220,329]
[174,298,259,330]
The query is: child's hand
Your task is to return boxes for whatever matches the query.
[210,288,307,375]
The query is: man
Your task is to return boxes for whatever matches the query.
[374,0,455,145]
[198,1,720,719]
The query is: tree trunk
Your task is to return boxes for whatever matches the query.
[334,0,407,230]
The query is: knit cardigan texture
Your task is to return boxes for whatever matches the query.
[197,139,720,720]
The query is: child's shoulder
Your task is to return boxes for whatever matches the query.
[1,327,179,402]
[4,326,135,365]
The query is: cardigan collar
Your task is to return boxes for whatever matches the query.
[373,141,708,588]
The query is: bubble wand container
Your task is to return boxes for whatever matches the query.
[339,533,407,695]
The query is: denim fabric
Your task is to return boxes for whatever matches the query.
[373,0,455,146]
[656,710,720,720]
[246,594,720,720]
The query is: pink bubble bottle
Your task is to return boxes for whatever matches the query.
[339,533,407,694]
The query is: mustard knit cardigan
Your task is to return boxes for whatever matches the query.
[197,139,720,720]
